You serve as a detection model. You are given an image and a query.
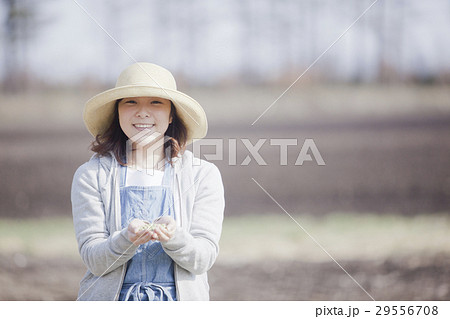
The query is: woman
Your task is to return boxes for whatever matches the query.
[71,62,225,301]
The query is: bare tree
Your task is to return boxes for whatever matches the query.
[2,0,40,92]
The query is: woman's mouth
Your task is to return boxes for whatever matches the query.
[133,124,155,131]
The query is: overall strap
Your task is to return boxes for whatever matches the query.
[119,165,127,188]
[161,160,173,188]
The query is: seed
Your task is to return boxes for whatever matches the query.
[139,222,167,232]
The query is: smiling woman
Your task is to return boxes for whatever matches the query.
[91,96,187,167]
[71,62,225,301]
[118,97,172,138]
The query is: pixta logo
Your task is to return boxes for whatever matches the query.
[192,138,325,166]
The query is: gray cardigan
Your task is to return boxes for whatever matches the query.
[71,150,225,300]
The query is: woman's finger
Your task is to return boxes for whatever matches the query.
[154,216,176,235]
[150,231,159,241]
[128,219,147,235]
[132,229,154,244]
[156,230,169,242]
[166,224,176,234]
[154,225,172,242]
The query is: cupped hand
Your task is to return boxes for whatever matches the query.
[152,216,177,243]
[127,219,155,245]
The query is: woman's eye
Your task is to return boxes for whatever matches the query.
[151,100,162,104]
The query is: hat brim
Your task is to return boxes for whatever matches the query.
[83,85,208,145]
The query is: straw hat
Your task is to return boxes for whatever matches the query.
[83,62,208,145]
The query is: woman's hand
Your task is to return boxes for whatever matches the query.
[152,216,177,243]
[127,219,155,245]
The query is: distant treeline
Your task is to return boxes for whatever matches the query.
[1,0,450,91]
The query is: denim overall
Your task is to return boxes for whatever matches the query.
[118,162,177,301]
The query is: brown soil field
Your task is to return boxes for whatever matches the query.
[1,114,450,218]
[1,253,449,300]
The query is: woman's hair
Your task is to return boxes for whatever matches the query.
[90,100,187,166]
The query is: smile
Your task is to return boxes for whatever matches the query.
[133,124,155,129]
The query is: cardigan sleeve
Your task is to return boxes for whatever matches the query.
[162,162,225,275]
[71,159,138,277]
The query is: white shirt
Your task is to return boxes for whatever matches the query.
[125,167,164,187]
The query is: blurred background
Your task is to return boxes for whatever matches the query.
[1,0,450,300]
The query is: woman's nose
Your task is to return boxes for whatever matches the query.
[135,105,150,118]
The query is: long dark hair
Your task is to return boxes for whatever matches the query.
[90,100,188,166]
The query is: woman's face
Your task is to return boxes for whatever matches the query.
[118,96,172,140]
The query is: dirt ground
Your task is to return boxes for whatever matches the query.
[1,114,450,218]
[209,256,450,301]
[1,98,450,300]
[1,253,449,301]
